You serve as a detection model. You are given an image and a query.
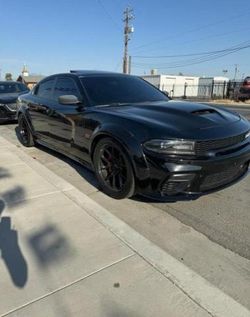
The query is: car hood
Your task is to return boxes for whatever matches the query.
[95,100,249,140]
[99,100,241,131]
[0,92,24,104]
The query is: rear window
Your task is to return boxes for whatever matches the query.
[80,75,168,106]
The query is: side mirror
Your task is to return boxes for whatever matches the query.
[58,95,80,105]
[162,91,172,100]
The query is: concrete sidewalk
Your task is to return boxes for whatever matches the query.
[0,136,249,317]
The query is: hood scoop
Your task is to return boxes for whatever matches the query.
[191,108,217,115]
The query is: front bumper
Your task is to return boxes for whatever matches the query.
[0,104,17,123]
[141,143,250,199]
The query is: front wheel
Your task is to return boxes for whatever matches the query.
[18,114,34,147]
[93,138,135,199]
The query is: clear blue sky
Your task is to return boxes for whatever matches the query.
[0,0,250,79]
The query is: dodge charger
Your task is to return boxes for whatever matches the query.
[17,71,250,199]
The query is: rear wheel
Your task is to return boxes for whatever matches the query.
[18,114,34,147]
[93,138,135,199]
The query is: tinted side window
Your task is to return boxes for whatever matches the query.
[37,79,55,99]
[54,78,80,100]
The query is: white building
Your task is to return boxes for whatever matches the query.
[198,76,229,99]
[142,73,200,98]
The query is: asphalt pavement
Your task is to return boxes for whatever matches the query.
[228,106,250,120]
[205,103,250,120]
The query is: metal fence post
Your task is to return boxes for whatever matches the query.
[222,81,226,99]
[183,82,187,99]
[211,80,214,99]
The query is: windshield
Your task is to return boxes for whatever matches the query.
[80,75,168,106]
[0,82,29,94]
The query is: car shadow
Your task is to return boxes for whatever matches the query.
[132,194,177,203]
[132,194,200,203]
[17,127,99,191]
[36,143,99,189]
[0,120,17,126]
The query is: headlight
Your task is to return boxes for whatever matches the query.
[144,139,196,155]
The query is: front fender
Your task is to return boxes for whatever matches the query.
[90,124,151,188]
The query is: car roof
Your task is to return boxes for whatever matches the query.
[69,70,128,77]
[0,81,23,84]
[38,71,136,84]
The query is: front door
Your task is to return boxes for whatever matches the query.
[43,76,84,151]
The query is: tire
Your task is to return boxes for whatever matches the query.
[18,114,34,147]
[93,137,135,199]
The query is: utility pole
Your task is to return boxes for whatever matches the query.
[128,55,132,74]
[123,7,134,74]
[233,64,238,81]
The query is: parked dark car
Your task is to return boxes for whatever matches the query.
[235,76,250,101]
[17,71,250,200]
[0,81,29,123]
[242,76,250,89]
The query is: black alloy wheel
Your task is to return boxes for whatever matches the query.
[93,138,135,199]
[18,114,34,147]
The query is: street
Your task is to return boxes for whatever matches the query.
[0,103,249,313]
[213,104,250,120]
[227,106,250,120]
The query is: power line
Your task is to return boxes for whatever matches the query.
[132,40,250,59]
[132,10,250,53]
[132,26,250,56]
[132,42,250,69]
[133,41,250,66]
[96,0,122,31]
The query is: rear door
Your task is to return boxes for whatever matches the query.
[27,77,56,142]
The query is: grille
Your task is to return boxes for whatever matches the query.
[4,103,17,111]
[161,181,189,195]
[200,164,247,191]
[196,132,247,155]
[0,107,7,115]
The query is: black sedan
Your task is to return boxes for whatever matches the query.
[0,81,29,123]
[17,71,250,200]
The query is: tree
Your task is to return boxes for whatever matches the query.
[5,73,13,81]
